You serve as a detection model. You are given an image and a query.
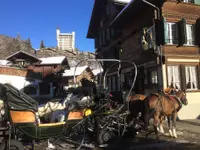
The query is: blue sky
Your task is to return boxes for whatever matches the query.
[0,0,95,52]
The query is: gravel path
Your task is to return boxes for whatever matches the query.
[22,119,200,150]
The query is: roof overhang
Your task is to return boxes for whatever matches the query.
[109,0,145,28]
[36,57,70,69]
[6,51,41,63]
[87,0,106,39]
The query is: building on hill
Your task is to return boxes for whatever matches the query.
[56,28,75,52]
[62,66,95,88]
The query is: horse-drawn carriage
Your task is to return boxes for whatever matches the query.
[0,83,98,150]
[0,59,188,149]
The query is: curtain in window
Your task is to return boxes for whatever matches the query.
[166,23,178,44]
[185,66,197,90]
[168,67,172,87]
[167,66,180,89]
[191,67,197,89]
[186,25,194,45]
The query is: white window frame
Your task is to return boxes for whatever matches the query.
[185,66,198,90]
[166,22,178,45]
[167,66,181,89]
[151,70,158,84]
[185,24,195,46]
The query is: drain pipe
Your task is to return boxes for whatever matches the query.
[142,0,160,19]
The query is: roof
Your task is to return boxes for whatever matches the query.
[86,0,106,38]
[87,0,130,38]
[63,66,88,77]
[6,50,41,63]
[109,0,147,27]
[0,60,9,66]
[113,0,131,4]
[39,56,66,65]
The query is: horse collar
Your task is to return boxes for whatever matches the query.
[174,96,183,104]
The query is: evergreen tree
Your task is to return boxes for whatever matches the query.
[40,40,45,49]
[16,33,21,40]
[27,38,32,47]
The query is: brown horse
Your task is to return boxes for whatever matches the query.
[127,87,175,119]
[144,89,188,140]
[128,94,146,101]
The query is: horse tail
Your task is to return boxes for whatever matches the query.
[143,96,150,130]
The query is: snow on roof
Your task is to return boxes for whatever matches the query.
[113,0,131,4]
[92,68,103,76]
[0,60,9,66]
[39,56,66,65]
[110,0,135,26]
[63,66,88,77]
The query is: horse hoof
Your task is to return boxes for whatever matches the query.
[169,130,173,137]
[159,131,165,134]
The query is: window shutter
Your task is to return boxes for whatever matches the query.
[194,0,200,5]
[197,65,200,89]
[155,17,166,45]
[180,65,186,90]
[178,18,187,46]
[195,18,200,46]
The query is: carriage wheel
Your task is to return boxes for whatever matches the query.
[0,139,24,150]
[97,130,115,146]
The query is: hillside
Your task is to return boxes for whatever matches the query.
[0,34,35,59]
[35,48,100,69]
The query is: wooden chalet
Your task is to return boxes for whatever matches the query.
[6,50,41,68]
[62,66,95,88]
[4,51,70,100]
[87,0,200,119]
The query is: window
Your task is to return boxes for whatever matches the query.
[112,76,116,91]
[184,0,194,3]
[186,24,195,45]
[185,66,198,90]
[151,70,158,84]
[166,22,178,44]
[167,66,181,89]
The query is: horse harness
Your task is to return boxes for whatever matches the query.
[151,92,182,113]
